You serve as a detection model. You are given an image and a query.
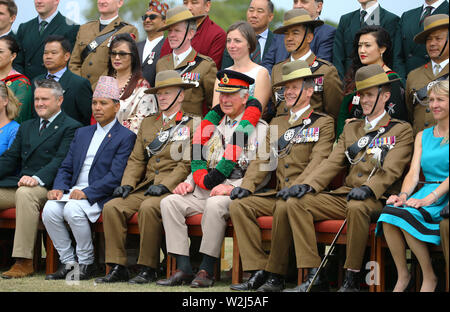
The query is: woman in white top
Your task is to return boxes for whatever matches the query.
[212,21,271,118]
[107,33,158,134]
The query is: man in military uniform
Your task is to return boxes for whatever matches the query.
[393,0,449,79]
[406,14,449,135]
[228,60,335,292]
[259,65,414,292]
[271,9,342,120]
[158,70,270,288]
[69,0,138,87]
[155,6,217,117]
[95,70,195,284]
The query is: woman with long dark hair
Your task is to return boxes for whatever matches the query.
[336,26,407,138]
[107,33,157,133]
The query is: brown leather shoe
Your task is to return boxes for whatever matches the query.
[1,259,34,279]
[190,270,214,288]
[156,270,194,286]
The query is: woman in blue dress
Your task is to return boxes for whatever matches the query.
[0,81,20,156]
[376,80,449,292]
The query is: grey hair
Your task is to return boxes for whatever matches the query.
[239,88,250,99]
[186,20,198,32]
[34,79,64,98]
[304,78,315,89]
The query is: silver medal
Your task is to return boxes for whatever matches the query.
[158,131,169,142]
[358,136,370,148]
[284,129,295,142]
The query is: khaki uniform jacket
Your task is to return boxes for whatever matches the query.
[121,110,193,193]
[272,52,343,119]
[156,49,217,117]
[257,108,335,197]
[185,113,271,198]
[406,62,449,135]
[303,113,414,199]
[69,17,138,87]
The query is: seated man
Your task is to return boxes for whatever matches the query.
[258,64,414,292]
[0,79,82,279]
[42,76,136,281]
[158,70,270,288]
[228,60,335,291]
[95,70,195,284]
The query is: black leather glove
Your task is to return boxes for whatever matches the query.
[441,203,449,219]
[347,185,374,201]
[289,184,313,199]
[230,187,251,200]
[112,185,133,199]
[276,187,291,201]
[145,184,170,196]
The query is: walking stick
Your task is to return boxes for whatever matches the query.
[306,219,347,292]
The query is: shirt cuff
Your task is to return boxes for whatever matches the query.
[32,176,45,187]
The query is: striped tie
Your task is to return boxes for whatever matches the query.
[420,6,433,25]
[39,21,48,36]
[251,35,262,64]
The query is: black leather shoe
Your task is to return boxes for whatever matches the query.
[78,263,97,280]
[45,263,75,280]
[95,264,129,284]
[156,270,195,286]
[190,270,215,288]
[230,270,267,291]
[128,266,158,284]
[283,268,329,292]
[256,273,285,292]
[337,270,360,292]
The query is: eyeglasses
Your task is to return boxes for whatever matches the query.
[142,14,160,21]
[109,51,133,58]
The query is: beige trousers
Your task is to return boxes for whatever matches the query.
[160,193,232,258]
[0,186,48,259]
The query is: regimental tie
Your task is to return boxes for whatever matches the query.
[360,10,368,27]
[40,119,49,135]
[39,20,48,36]
[251,35,262,65]
[434,64,442,76]
[420,6,433,25]
[47,74,57,81]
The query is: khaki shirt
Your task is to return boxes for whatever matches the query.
[69,17,138,87]
[185,112,270,198]
[272,52,343,119]
[406,62,449,135]
[156,49,217,117]
[121,110,194,193]
[303,113,414,199]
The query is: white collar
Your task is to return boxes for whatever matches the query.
[290,104,311,122]
[431,58,449,71]
[423,0,445,10]
[0,28,12,37]
[291,50,312,62]
[38,10,58,25]
[365,110,386,130]
[360,2,379,16]
[100,15,119,25]
[173,46,193,66]
[162,111,178,122]
[96,118,116,133]
[258,28,269,40]
[40,110,61,125]
[146,35,164,46]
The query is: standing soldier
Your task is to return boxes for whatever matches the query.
[259,65,413,292]
[406,14,449,135]
[155,6,217,117]
[69,0,138,87]
[229,60,335,292]
[95,70,195,284]
[272,8,342,120]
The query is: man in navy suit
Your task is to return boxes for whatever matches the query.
[262,0,335,75]
[42,76,136,281]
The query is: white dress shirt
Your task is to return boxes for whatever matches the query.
[423,0,445,13]
[258,28,269,59]
[173,47,193,67]
[365,110,387,131]
[431,58,449,76]
[291,49,313,62]
[142,36,164,64]
[360,2,379,22]
[290,104,311,124]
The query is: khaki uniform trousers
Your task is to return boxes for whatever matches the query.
[229,196,279,272]
[266,192,383,273]
[0,186,48,259]
[160,193,232,258]
[440,219,449,283]
[102,190,169,269]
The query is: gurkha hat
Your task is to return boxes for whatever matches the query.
[93,76,120,100]
[414,14,449,44]
[145,70,196,94]
[216,70,255,93]
[273,8,324,35]
[272,60,323,88]
[157,6,205,32]
[354,64,401,93]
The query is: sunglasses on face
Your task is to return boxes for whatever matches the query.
[142,14,160,21]
[109,51,133,58]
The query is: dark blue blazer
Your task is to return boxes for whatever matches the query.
[53,120,136,208]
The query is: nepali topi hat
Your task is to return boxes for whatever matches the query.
[145,70,196,94]
[148,0,169,17]
[274,8,324,35]
[93,76,121,100]
[272,60,323,88]
[354,64,401,93]
[414,14,449,44]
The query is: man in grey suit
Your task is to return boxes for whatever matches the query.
[137,1,168,87]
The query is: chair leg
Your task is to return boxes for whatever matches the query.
[376,237,385,292]
[45,232,58,275]
[166,255,176,278]
[33,231,42,272]
[232,231,242,285]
